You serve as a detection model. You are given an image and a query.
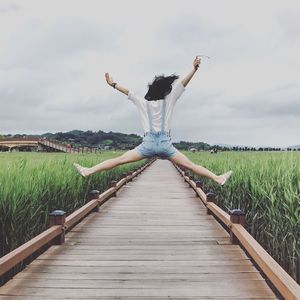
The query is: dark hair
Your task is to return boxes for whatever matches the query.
[144,74,179,101]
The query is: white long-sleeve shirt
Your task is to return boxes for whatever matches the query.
[128,80,185,133]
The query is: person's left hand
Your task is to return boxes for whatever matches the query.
[193,56,201,69]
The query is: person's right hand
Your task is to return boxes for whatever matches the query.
[105,72,114,86]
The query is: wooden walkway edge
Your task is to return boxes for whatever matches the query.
[0,160,280,299]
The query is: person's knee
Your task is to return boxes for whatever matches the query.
[181,160,195,170]
[172,153,194,170]
[117,155,128,164]
[118,152,135,164]
[179,158,195,170]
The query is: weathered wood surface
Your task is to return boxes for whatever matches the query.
[0,160,278,299]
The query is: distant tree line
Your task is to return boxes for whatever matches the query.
[1,131,299,151]
[41,130,143,150]
[1,131,212,151]
[232,146,283,151]
[173,141,211,151]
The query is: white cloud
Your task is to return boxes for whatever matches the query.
[0,0,300,147]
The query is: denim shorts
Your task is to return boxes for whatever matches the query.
[134,131,178,159]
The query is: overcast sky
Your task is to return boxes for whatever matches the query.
[0,0,300,147]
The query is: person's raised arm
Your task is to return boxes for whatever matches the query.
[181,56,201,88]
[105,72,129,96]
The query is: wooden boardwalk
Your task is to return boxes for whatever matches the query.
[0,160,278,299]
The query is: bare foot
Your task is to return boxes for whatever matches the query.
[217,171,233,186]
[73,163,89,178]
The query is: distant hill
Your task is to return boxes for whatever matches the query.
[3,130,296,151]
[173,140,211,151]
[41,130,143,150]
[1,130,211,151]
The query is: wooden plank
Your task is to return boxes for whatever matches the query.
[0,283,277,298]
[2,278,273,292]
[97,187,116,202]
[20,264,259,274]
[70,224,223,232]
[64,238,230,245]
[87,211,209,216]
[71,217,213,225]
[37,252,249,261]
[117,193,197,199]
[207,202,231,227]
[45,244,241,251]
[100,204,206,211]
[29,259,253,267]
[0,297,277,300]
[232,224,300,300]
[63,239,231,245]
[72,218,217,226]
[14,272,263,282]
[64,200,99,230]
[66,229,229,237]
[0,226,61,277]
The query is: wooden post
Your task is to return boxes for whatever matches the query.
[229,209,246,244]
[206,192,216,215]
[89,190,100,200]
[128,171,133,182]
[89,190,100,212]
[195,180,202,195]
[111,180,117,197]
[181,167,186,178]
[182,166,186,180]
[188,174,193,187]
[195,180,202,188]
[48,210,66,245]
[122,173,128,184]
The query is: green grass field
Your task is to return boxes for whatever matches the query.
[184,151,300,283]
[0,151,299,283]
[0,151,146,257]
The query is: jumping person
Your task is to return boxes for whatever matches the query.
[74,56,232,185]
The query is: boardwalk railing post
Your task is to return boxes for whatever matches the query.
[188,174,193,187]
[229,209,246,244]
[89,190,100,212]
[122,173,128,184]
[111,180,117,197]
[48,210,66,245]
[195,180,202,195]
[195,181,202,187]
[206,192,216,215]
[134,167,139,177]
[128,171,133,182]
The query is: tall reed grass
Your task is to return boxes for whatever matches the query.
[184,151,300,283]
[0,152,145,257]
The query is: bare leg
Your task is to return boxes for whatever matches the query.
[74,149,144,177]
[169,150,232,185]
